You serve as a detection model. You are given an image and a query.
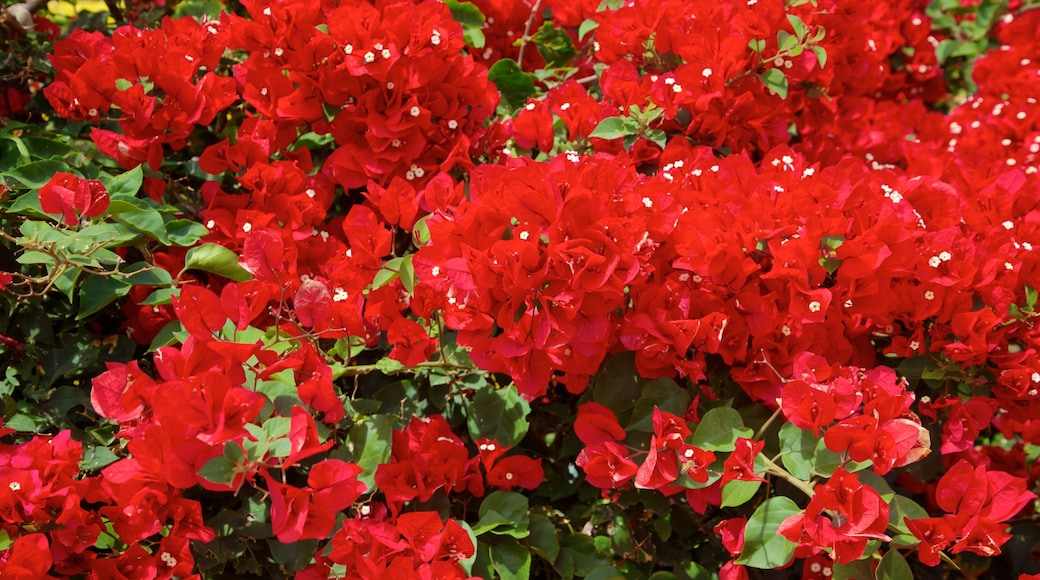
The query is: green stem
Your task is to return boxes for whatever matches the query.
[760,453,816,498]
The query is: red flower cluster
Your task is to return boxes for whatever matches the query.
[376,415,543,513]
[778,467,890,565]
[37,172,109,227]
[905,459,1035,565]
[575,403,714,492]
[0,431,102,576]
[0,428,213,577]
[311,510,475,579]
[224,0,498,189]
[780,355,930,475]
[45,19,236,170]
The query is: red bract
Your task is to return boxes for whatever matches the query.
[37,172,109,226]
[327,511,474,577]
[264,460,365,543]
[574,402,627,445]
[576,441,639,489]
[720,438,766,486]
[374,416,469,510]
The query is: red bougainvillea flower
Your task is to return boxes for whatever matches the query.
[574,402,628,445]
[38,172,109,226]
[720,438,766,486]
[264,459,365,543]
[576,441,639,489]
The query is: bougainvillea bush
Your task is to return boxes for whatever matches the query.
[2,0,1040,577]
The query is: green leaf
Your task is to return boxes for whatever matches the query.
[23,137,75,160]
[488,59,537,109]
[347,414,394,490]
[833,558,875,580]
[123,262,173,287]
[446,0,485,26]
[3,160,69,188]
[811,436,843,477]
[778,422,816,480]
[467,384,531,449]
[183,243,253,281]
[556,534,611,578]
[735,496,800,568]
[526,514,560,562]
[592,353,643,423]
[877,549,913,580]
[811,45,827,68]
[586,567,625,580]
[101,165,143,199]
[758,69,789,99]
[148,320,182,351]
[164,219,209,246]
[888,494,929,535]
[578,18,599,40]
[79,446,120,470]
[491,538,533,580]
[589,116,637,140]
[113,206,168,244]
[856,469,895,502]
[371,256,403,290]
[1026,284,1038,309]
[787,14,807,40]
[721,479,762,508]
[473,491,530,536]
[78,275,133,319]
[198,455,236,487]
[399,254,415,293]
[691,407,753,452]
[534,22,577,67]
[627,378,690,432]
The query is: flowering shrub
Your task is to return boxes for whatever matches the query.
[2,0,1040,578]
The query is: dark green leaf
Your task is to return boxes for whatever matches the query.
[526,514,560,562]
[473,491,530,536]
[534,22,577,67]
[592,353,643,423]
[627,378,690,432]
[3,160,69,188]
[466,383,531,447]
[78,275,132,319]
[491,538,532,580]
[488,59,537,109]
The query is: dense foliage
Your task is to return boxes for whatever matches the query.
[2,0,1040,578]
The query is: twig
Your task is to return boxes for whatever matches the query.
[515,0,544,71]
